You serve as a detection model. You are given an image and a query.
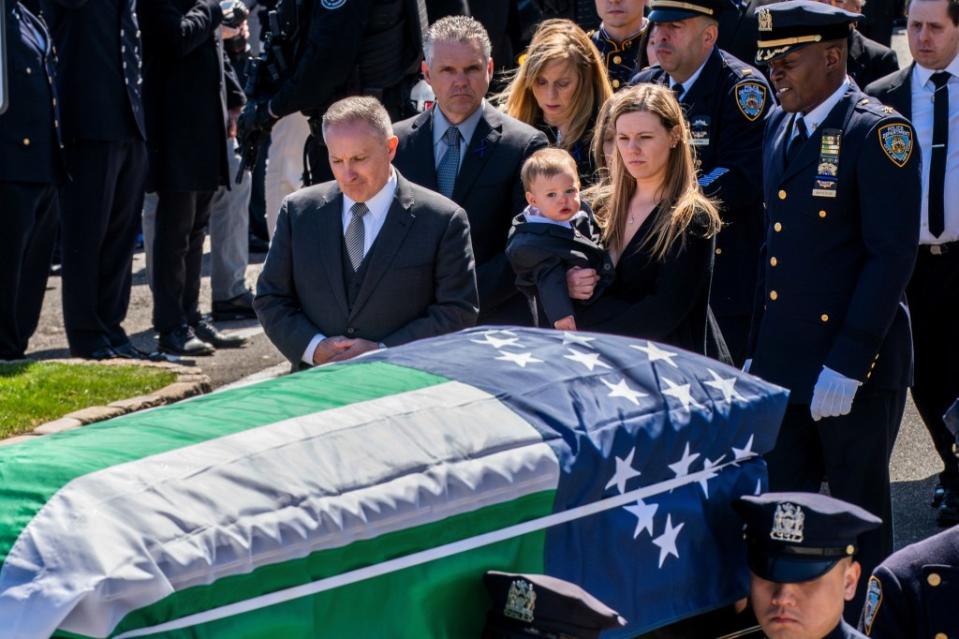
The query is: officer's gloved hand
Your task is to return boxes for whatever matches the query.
[236,100,277,141]
[810,366,862,422]
[742,359,752,373]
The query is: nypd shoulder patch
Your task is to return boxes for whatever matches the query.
[322,0,347,8]
[861,575,883,635]
[878,122,914,168]
[735,82,767,122]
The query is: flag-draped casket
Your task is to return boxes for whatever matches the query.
[0,328,788,638]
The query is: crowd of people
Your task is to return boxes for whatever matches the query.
[1,0,958,637]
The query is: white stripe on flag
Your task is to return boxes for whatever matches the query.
[0,382,558,639]
[115,456,759,638]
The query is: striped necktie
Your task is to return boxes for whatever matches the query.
[345,202,368,271]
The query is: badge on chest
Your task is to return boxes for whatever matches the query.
[813,128,841,198]
[690,116,711,146]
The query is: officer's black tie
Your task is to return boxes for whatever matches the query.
[671,82,684,101]
[785,115,808,167]
[929,71,950,238]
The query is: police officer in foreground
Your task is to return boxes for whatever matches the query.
[733,492,882,639]
[744,0,920,617]
[239,0,428,186]
[631,0,772,366]
[858,399,959,638]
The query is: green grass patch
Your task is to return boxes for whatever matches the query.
[0,362,177,439]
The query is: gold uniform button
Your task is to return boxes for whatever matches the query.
[928,573,942,587]
[774,222,783,232]
[715,247,722,255]
[821,314,829,323]
[846,544,855,555]
[22,138,30,146]
[612,79,621,88]
[819,210,827,218]
[770,257,778,267]
[769,290,778,301]
[778,189,787,200]
[613,55,622,64]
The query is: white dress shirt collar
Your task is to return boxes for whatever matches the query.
[670,49,712,99]
[914,54,959,89]
[341,168,398,256]
[799,77,851,135]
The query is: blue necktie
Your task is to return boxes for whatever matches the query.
[785,116,808,166]
[436,126,461,199]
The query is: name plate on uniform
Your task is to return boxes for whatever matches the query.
[812,128,841,198]
[690,116,710,146]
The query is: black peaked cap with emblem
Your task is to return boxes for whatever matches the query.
[734,492,881,584]
[755,0,861,64]
[648,0,740,23]
[482,571,626,639]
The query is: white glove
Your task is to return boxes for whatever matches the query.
[743,359,753,373]
[810,366,862,422]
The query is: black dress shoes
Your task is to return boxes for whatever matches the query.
[87,347,120,360]
[212,290,257,321]
[112,342,151,360]
[933,484,946,508]
[192,318,247,349]
[938,487,959,527]
[158,325,215,356]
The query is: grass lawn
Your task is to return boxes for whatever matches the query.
[0,362,177,440]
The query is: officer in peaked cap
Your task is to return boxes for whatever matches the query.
[857,400,959,638]
[481,571,626,639]
[733,492,882,639]
[744,0,920,619]
[631,0,771,368]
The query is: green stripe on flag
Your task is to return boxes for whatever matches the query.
[0,363,448,564]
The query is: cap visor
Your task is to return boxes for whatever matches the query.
[748,550,840,583]
[649,8,700,22]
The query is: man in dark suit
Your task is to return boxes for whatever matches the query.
[846,27,899,89]
[254,96,479,369]
[746,1,919,616]
[139,0,246,355]
[393,16,548,326]
[631,0,772,366]
[0,1,64,360]
[41,0,148,360]
[865,0,959,527]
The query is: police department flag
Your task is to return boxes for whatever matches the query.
[0,328,788,638]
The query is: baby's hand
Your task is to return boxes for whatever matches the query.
[553,316,577,331]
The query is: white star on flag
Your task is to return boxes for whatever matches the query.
[662,377,704,412]
[624,499,658,539]
[604,447,641,494]
[653,514,685,568]
[564,348,611,372]
[697,455,725,498]
[495,351,543,368]
[471,331,520,349]
[704,369,743,403]
[601,377,647,405]
[668,443,700,478]
[561,331,596,348]
[731,434,755,464]
[630,341,679,368]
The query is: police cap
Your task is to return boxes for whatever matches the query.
[648,0,739,24]
[755,0,861,64]
[482,571,626,639]
[733,492,882,584]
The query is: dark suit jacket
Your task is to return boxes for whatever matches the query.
[254,171,479,368]
[138,0,230,192]
[748,85,919,404]
[392,102,548,325]
[864,64,913,119]
[40,0,146,143]
[848,29,900,92]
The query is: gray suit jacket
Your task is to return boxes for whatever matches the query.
[254,171,479,367]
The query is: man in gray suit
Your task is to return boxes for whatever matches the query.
[254,96,479,369]
[393,16,548,326]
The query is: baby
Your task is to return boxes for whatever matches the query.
[506,148,613,330]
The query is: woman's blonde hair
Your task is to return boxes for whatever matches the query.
[498,19,613,151]
[598,83,721,261]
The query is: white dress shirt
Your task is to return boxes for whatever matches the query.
[791,77,851,142]
[301,170,398,364]
[911,56,959,245]
[432,100,486,169]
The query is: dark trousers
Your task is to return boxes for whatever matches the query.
[152,190,214,333]
[60,139,147,355]
[908,245,959,489]
[765,388,907,620]
[0,182,58,358]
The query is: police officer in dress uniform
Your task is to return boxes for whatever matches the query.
[0,1,64,361]
[745,0,920,618]
[733,492,882,639]
[857,399,959,639]
[631,0,772,366]
[590,0,649,90]
[240,0,428,186]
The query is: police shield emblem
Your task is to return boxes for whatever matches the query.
[504,579,536,623]
[861,576,883,634]
[770,502,804,543]
[878,123,914,167]
[758,7,772,31]
[736,82,767,122]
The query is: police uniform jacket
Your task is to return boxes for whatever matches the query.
[748,84,920,404]
[859,526,959,639]
[590,26,646,91]
[847,29,899,93]
[0,3,64,184]
[631,47,771,321]
[138,0,231,192]
[39,0,146,143]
